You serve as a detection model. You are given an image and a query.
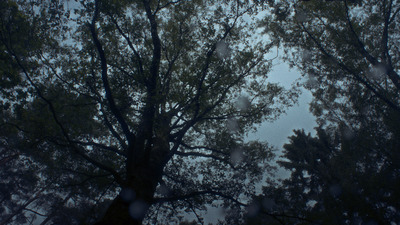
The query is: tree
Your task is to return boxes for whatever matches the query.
[256,127,400,224]
[252,0,400,224]
[262,0,400,119]
[1,0,296,224]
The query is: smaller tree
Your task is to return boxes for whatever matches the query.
[252,0,400,224]
[258,126,400,225]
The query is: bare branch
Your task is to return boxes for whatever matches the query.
[101,112,128,149]
[154,189,314,224]
[154,0,183,14]
[178,142,229,156]
[73,140,126,156]
[300,23,400,112]
[2,29,125,185]
[110,17,144,77]
[175,151,234,168]
[344,0,400,91]
[89,0,134,145]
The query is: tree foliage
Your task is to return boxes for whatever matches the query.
[252,0,400,224]
[0,0,296,224]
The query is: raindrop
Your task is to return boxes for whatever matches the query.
[129,200,149,219]
[262,198,275,210]
[343,127,355,140]
[329,184,342,198]
[367,65,386,81]
[230,148,244,165]
[352,216,362,225]
[158,183,170,197]
[304,74,318,89]
[246,202,260,218]
[215,206,226,217]
[226,118,239,133]
[301,49,312,62]
[120,188,136,202]
[361,105,371,116]
[216,40,231,60]
[295,10,308,23]
[236,96,251,112]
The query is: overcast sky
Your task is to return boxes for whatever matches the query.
[201,60,318,224]
[247,58,318,149]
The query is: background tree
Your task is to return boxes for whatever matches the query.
[0,0,297,224]
[252,0,400,224]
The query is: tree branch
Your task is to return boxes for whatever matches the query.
[178,142,229,156]
[301,23,400,112]
[101,112,128,149]
[2,26,125,185]
[89,0,134,145]
[110,16,144,77]
[154,0,183,14]
[73,140,126,156]
[175,151,234,168]
[344,0,400,91]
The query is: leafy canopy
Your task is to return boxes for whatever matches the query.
[0,0,296,224]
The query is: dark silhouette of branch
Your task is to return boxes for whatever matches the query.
[154,189,314,225]
[175,151,234,168]
[1,29,125,185]
[73,140,126,156]
[300,23,400,112]
[344,0,400,91]
[89,0,134,145]
[154,0,183,14]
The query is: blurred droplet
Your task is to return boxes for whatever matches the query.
[246,202,260,218]
[230,148,244,165]
[158,183,170,197]
[304,74,318,89]
[215,206,226,217]
[262,198,275,210]
[329,184,342,198]
[216,41,231,59]
[120,188,136,202]
[295,10,308,23]
[301,49,312,62]
[361,105,371,116]
[129,200,149,219]
[226,118,239,133]
[343,127,355,140]
[367,65,386,81]
[236,96,251,112]
[352,216,362,225]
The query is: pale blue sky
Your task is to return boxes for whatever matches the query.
[248,59,317,149]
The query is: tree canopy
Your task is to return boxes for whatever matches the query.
[0,0,296,224]
[251,0,400,224]
[2,0,400,224]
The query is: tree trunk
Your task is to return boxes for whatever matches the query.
[93,179,156,225]
[94,155,166,225]
[94,112,170,225]
[93,195,142,225]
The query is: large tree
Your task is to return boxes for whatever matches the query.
[250,0,400,224]
[0,0,296,224]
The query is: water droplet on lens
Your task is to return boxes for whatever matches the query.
[230,148,244,165]
[120,188,136,202]
[129,200,149,219]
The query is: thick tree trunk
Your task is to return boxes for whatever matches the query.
[94,146,168,225]
[93,178,156,225]
[93,196,140,225]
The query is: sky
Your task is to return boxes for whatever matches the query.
[248,58,317,150]
[202,58,318,225]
